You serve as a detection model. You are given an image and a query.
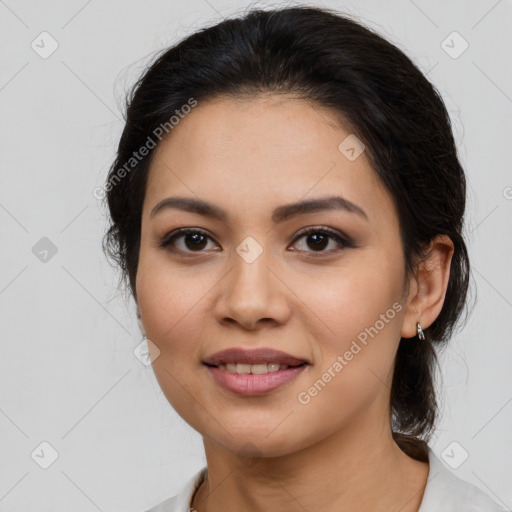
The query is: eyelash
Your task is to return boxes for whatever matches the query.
[158,226,354,257]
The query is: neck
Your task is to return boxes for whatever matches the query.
[192,416,429,512]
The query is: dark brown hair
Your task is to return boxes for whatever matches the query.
[102,5,472,461]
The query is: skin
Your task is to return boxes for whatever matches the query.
[135,95,454,512]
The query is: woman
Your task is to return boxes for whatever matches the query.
[102,6,508,512]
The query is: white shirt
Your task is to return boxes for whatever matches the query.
[145,446,509,511]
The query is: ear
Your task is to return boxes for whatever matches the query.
[400,234,454,339]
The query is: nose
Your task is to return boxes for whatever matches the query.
[214,246,292,331]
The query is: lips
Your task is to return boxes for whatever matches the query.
[203,347,309,396]
[202,347,309,367]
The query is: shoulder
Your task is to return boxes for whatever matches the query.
[418,447,509,512]
[143,467,207,512]
[143,495,177,512]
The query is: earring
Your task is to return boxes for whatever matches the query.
[416,322,426,340]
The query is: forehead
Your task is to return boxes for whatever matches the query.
[144,95,397,229]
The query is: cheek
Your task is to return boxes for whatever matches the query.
[136,261,210,423]
[294,297,402,441]
[136,246,211,338]
[292,261,403,404]
[294,259,402,348]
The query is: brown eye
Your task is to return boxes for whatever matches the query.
[183,232,208,251]
[290,227,353,254]
[304,232,329,251]
[160,229,218,253]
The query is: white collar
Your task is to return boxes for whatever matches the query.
[418,446,507,511]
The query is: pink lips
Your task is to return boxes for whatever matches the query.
[203,347,309,396]
[203,347,308,367]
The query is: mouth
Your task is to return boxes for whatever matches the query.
[206,361,307,374]
[203,347,309,367]
[202,347,310,395]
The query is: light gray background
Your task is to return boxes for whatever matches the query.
[1,0,511,511]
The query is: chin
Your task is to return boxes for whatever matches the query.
[203,425,308,459]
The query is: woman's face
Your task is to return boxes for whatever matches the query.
[136,95,414,457]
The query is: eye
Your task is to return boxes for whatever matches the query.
[290,226,353,255]
[159,226,354,256]
[159,228,219,254]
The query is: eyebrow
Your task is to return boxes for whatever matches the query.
[150,195,368,223]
